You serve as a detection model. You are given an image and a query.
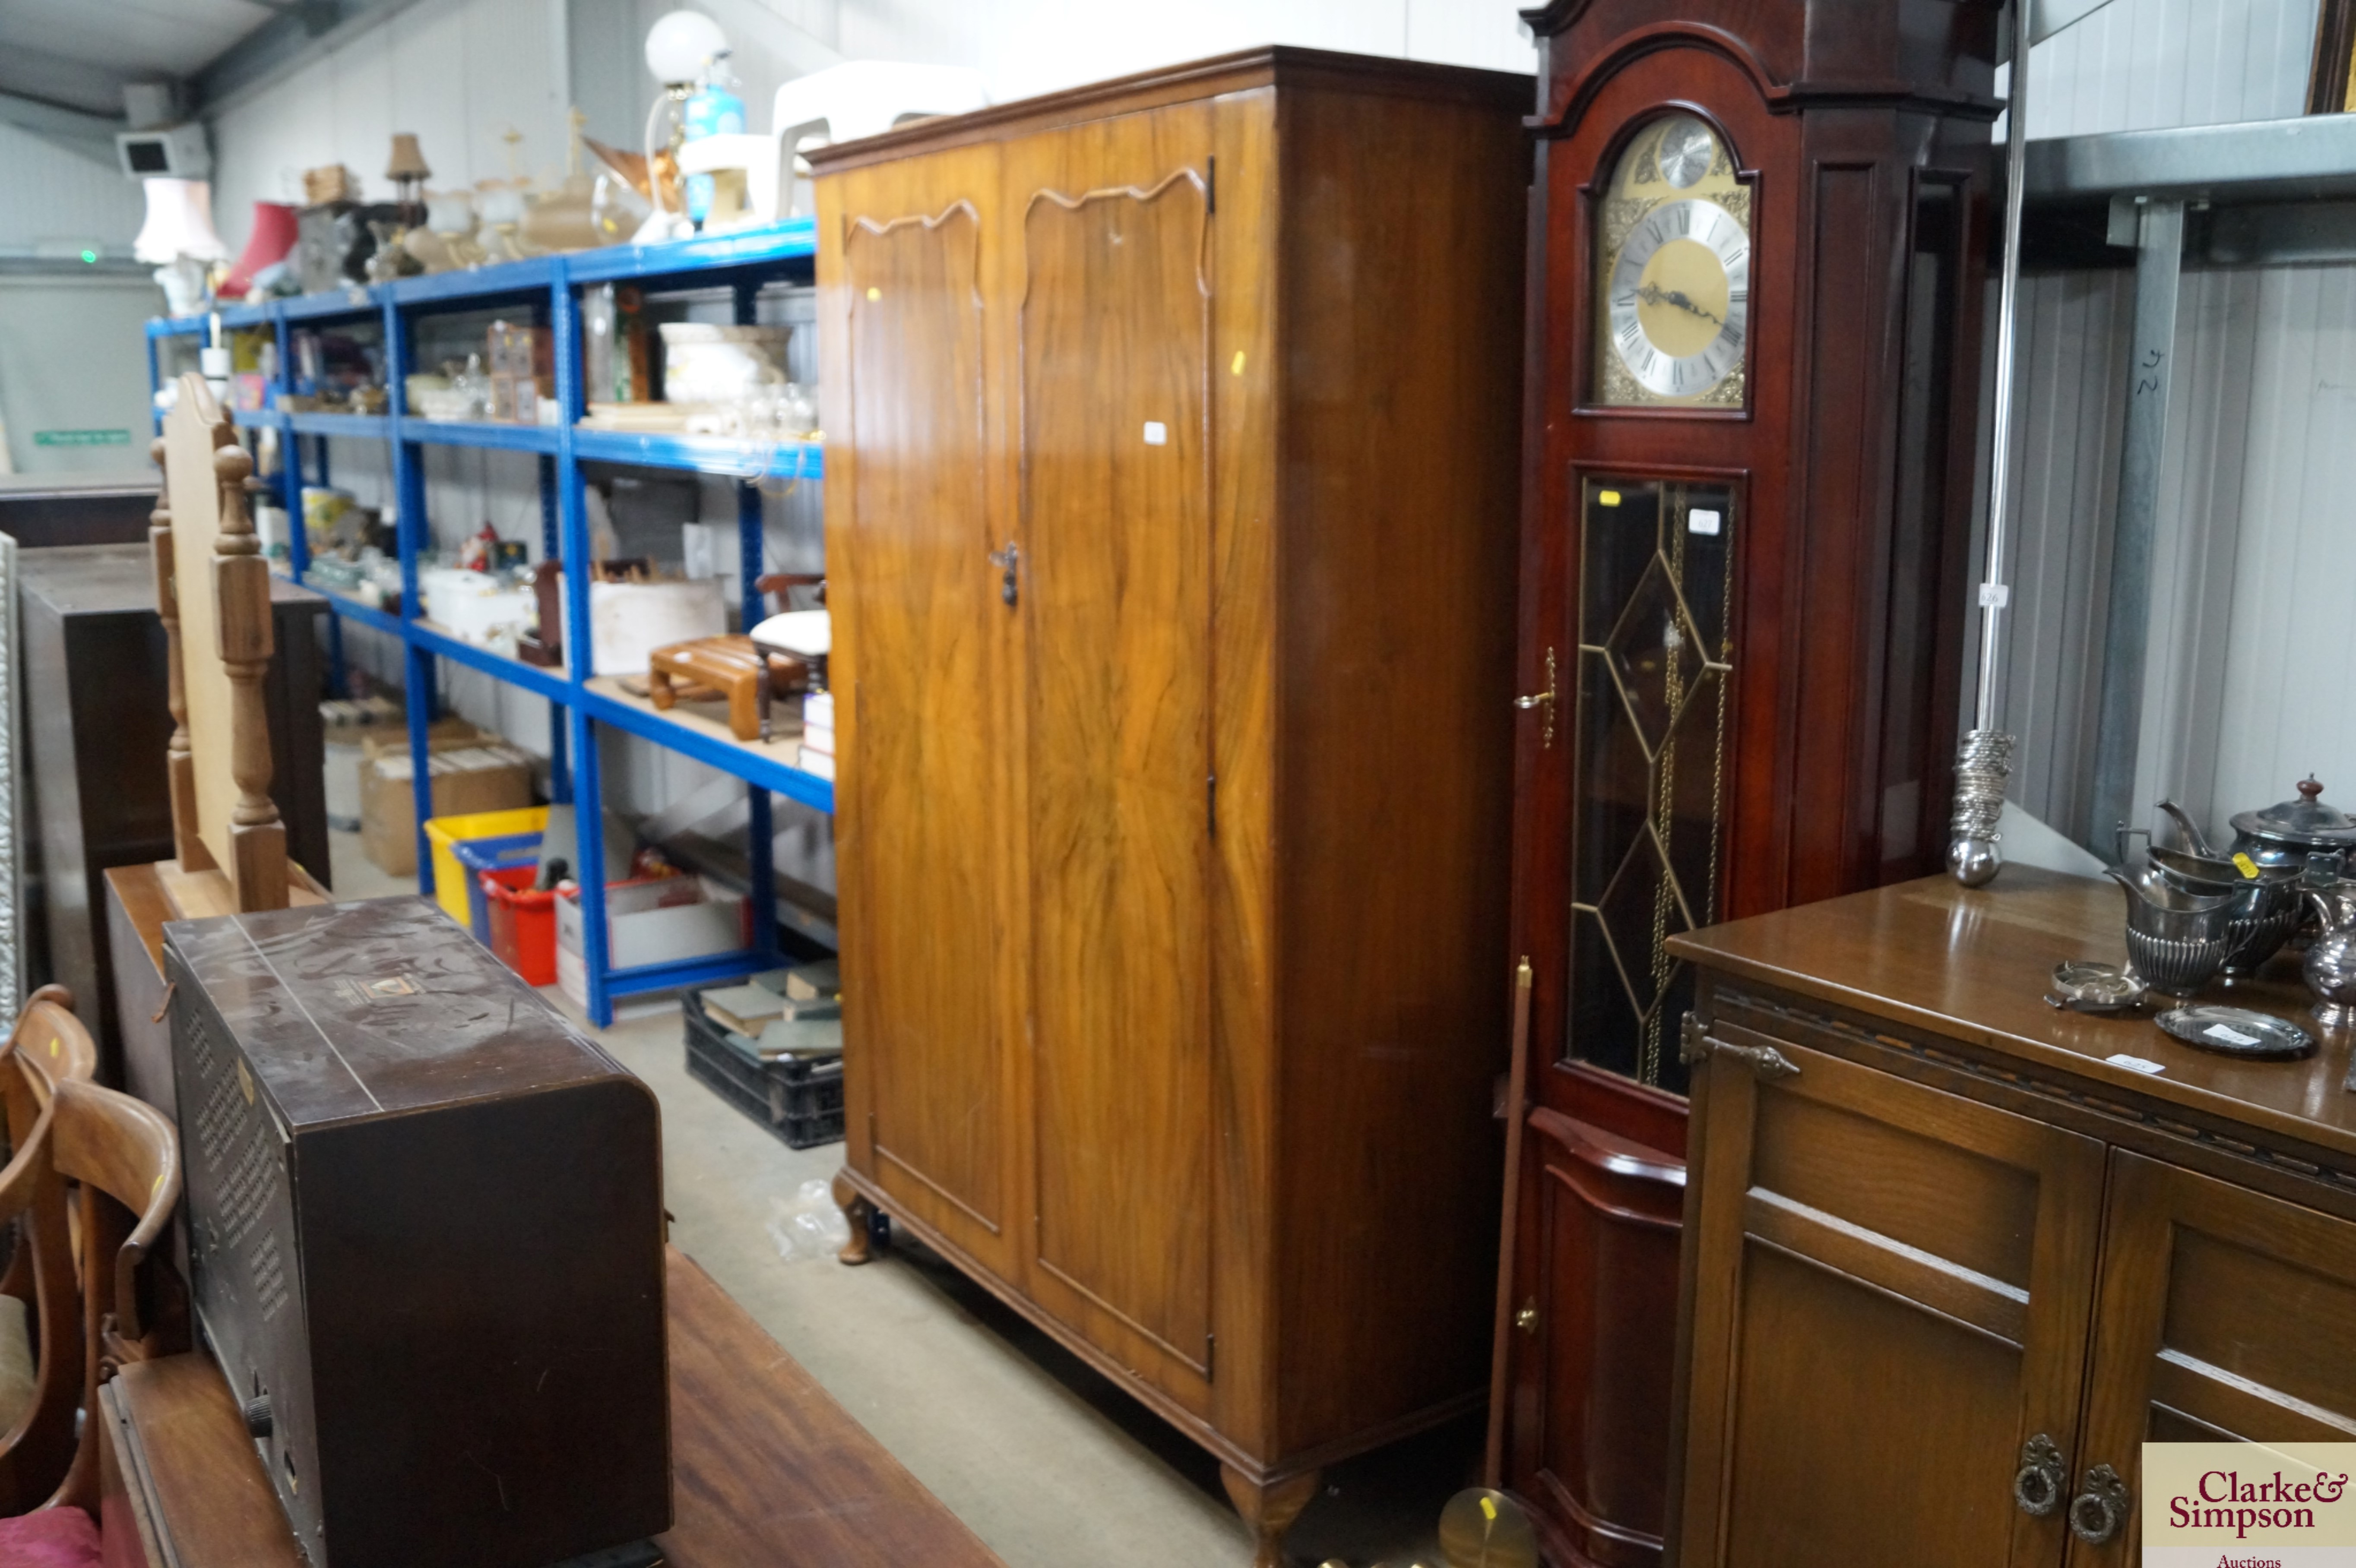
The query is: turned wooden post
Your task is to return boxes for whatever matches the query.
[210,441,287,912]
[149,438,212,873]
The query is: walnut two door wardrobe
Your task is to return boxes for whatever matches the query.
[813,48,1530,1565]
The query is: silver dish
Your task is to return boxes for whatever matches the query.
[2046,961,2146,1015]
[2156,1005,2315,1061]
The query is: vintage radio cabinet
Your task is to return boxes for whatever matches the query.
[166,898,668,1568]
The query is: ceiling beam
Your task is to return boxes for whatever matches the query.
[192,0,433,117]
[0,89,123,170]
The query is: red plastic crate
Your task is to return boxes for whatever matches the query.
[483,869,559,987]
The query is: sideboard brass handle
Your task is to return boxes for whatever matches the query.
[2014,1435,2065,1517]
[1678,1015,1800,1082]
[2068,1464,2130,1544]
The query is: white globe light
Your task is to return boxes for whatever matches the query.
[645,10,728,86]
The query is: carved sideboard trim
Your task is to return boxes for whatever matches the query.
[1709,986,2356,1192]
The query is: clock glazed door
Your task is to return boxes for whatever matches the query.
[1499,7,1995,1564]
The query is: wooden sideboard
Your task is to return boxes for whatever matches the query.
[1666,868,2356,1567]
[811,47,1530,1564]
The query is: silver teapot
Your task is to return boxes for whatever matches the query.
[2129,802,2306,982]
[2229,778,2356,873]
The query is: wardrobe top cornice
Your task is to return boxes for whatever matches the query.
[804,45,1534,175]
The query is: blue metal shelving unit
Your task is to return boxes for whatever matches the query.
[147,219,830,1025]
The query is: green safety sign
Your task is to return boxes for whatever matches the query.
[32,430,131,447]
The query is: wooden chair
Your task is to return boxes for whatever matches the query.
[150,376,329,919]
[0,1058,180,1523]
[0,1043,78,1514]
[48,1076,183,1512]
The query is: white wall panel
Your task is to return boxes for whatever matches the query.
[0,126,147,250]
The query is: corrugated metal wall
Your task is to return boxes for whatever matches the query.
[2021,0,2319,136]
[1991,0,2356,850]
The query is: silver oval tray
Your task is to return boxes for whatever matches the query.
[2156,1005,2315,1061]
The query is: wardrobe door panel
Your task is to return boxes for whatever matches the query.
[832,167,1013,1270]
[1012,110,1217,1394]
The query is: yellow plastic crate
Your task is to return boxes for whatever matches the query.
[423,806,550,924]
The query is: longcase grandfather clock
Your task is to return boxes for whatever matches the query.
[1495,3,2002,1563]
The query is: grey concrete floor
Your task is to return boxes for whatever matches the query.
[325,829,1473,1565]
[558,993,1478,1568]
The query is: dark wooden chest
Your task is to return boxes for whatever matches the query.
[24,543,329,1075]
[165,897,669,1568]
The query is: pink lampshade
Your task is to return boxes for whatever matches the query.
[220,201,299,299]
[132,178,227,265]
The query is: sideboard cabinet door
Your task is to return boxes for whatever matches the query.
[829,150,1017,1277]
[1678,1029,2105,1568]
[2068,1152,2356,1564]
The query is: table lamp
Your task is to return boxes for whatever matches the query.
[134,177,227,317]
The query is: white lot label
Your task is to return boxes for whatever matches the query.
[2105,1053,2166,1075]
[1688,508,1722,535]
[1143,421,1168,446]
[2205,1024,2264,1046]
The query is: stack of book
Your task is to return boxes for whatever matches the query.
[696,959,842,1061]
[798,691,835,780]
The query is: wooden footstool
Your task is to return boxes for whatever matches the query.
[648,635,810,742]
[649,635,768,740]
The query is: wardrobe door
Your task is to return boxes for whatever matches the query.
[1007,105,1219,1403]
[2066,1154,2356,1565]
[827,150,1016,1275]
[1677,1027,2104,1568]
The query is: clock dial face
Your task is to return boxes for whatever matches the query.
[1593,115,1752,409]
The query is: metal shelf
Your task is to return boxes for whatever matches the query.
[151,221,825,1025]
[403,418,560,454]
[573,428,823,480]
[290,411,392,439]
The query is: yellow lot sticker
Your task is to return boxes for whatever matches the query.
[2145,1442,2356,1565]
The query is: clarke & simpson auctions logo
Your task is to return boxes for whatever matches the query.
[2144,1444,2356,1567]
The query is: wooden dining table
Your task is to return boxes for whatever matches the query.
[97,1245,1004,1568]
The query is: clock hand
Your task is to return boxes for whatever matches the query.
[1635,282,1723,327]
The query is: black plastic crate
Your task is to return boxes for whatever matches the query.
[681,991,844,1150]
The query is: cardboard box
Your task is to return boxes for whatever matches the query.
[324,715,483,833]
[361,743,536,876]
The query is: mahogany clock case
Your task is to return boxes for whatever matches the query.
[1498,3,2004,1565]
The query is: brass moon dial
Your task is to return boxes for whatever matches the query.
[1593,114,1751,408]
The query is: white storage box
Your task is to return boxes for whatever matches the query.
[421,566,538,655]
[555,875,749,1008]
[576,579,729,678]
